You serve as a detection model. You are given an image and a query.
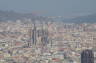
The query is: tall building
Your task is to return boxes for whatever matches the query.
[32,23,37,45]
[41,22,49,46]
[81,49,94,63]
[27,23,37,47]
[28,27,33,47]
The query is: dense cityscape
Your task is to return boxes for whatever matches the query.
[0,19,96,63]
[0,0,96,63]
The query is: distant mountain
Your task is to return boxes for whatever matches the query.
[1,10,96,23]
[0,10,48,22]
[63,14,96,23]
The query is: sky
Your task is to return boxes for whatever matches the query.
[0,0,96,18]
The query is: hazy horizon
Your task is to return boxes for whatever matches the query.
[0,0,96,18]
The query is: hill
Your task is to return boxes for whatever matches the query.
[0,10,48,22]
[63,14,96,23]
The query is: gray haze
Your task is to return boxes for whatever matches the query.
[0,0,96,18]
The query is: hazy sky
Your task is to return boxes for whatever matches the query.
[0,0,96,18]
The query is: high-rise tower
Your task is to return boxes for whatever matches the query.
[32,23,37,45]
[81,49,94,63]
